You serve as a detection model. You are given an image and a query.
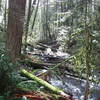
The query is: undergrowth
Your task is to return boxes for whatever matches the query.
[0,48,18,99]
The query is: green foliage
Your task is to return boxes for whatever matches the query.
[71,28,100,83]
[0,48,17,94]
[10,72,27,86]
[0,91,11,100]
[92,31,100,66]
[73,47,86,77]
[17,80,45,91]
[10,70,46,92]
[0,50,13,72]
[0,96,4,100]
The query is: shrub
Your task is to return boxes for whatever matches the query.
[0,48,16,94]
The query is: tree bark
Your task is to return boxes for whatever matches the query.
[84,0,92,100]
[6,0,26,61]
[24,0,32,53]
[0,0,2,11]
[31,0,39,33]
[4,0,7,32]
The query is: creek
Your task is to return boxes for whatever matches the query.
[25,45,100,100]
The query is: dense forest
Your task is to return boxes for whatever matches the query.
[0,0,100,100]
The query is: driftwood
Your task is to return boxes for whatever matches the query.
[36,43,59,52]
[19,54,56,69]
[37,43,49,48]
[20,59,55,69]
[21,69,72,100]
[37,40,57,45]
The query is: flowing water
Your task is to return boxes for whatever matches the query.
[51,75,100,100]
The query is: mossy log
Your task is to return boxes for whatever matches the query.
[21,69,72,100]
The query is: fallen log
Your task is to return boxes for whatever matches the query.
[37,43,59,52]
[21,60,55,69]
[37,43,49,48]
[19,54,55,69]
[21,69,72,100]
[10,88,72,100]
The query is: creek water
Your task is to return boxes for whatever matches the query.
[50,74,100,100]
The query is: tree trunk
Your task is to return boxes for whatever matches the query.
[6,0,26,61]
[84,0,92,100]
[24,0,32,53]
[31,0,39,33]
[4,0,7,32]
[0,0,2,11]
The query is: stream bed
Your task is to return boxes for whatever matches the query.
[51,75,100,100]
